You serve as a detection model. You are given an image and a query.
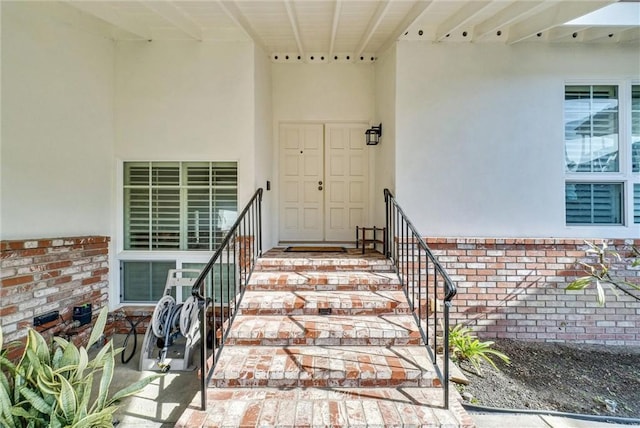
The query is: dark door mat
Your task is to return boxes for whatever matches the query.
[284,246,346,253]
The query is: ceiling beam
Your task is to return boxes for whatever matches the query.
[507,0,615,44]
[473,1,554,40]
[618,27,640,43]
[435,1,492,41]
[142,1,202,41]
[217,1,267,51]
[284,0,305,57]
[580,26,620,42]
[377,0,434,55]
[328,0,342,58]
[547,25,589,42]
[355,0,393,58]
[65,1,152,40]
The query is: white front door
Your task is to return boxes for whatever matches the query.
[279,123,325,241]
[324,124,369,241]
[279,122,369,242]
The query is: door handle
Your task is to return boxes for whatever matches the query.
[318,186,323,191]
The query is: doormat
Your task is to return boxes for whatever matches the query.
[284,246,346,253]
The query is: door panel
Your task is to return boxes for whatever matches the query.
[324,124,369,241]
[279,124,324,241]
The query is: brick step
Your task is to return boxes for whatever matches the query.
[255,257,395,273]
[177,387,474,428]
[238,291,411,316]
[225,315,423,346]
[210,345,440,388]
[247,270,401,291]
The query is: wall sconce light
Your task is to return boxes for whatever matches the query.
[365,123,382,145]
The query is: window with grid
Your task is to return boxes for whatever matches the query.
[124,161,238,250]
[564,84,639,225]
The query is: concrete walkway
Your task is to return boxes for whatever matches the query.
[472,413,639,428]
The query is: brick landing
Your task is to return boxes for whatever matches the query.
[176,248,474,427]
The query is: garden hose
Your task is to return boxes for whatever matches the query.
[151,295,176,338]
[179,295,198,338]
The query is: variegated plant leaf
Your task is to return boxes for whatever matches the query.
[19,386,52,415]
[57,375,77,422]
[86,307,108,350]
[108,373,162,404]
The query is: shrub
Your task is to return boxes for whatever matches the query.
[448,323,510,376]
[567,241,639,306]
[0,307,161,428]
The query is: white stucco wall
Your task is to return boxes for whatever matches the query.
[253,46,275,249]
[114,40,256,204]
[272,62,375,123]
[373,46,397,226]
[1,2,114,240]
[396,42,640,239]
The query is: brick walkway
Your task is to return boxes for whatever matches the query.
[176,248,474,427]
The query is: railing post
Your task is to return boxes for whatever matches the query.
[384,190,390,257]
[382,188,456,410]
[258,189,263,257]
[194,188,263,411]
[199,279,207,410]
[444,300,451,409]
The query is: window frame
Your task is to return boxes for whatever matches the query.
[563,80,639,229]
[116,159,241,305]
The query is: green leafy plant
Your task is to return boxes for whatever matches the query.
[448,323,510,376]
[0,307,161,428]
[567,241,640,306]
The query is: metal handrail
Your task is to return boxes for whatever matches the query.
[192,188,263,410]
[384,188,457,409]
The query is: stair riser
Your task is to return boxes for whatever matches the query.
[247,283,402,292]
[225,338,423,346]
[255,265,395,273]
[211,378,437,388]
[237,308,412,316]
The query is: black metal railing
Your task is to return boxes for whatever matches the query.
[384,189,456,409]
[191,188,263,410]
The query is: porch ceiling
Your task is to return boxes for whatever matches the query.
[66,0,639,62]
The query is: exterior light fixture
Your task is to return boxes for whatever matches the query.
[365,123,382,145]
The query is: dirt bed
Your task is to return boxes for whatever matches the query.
[456,339,640,419]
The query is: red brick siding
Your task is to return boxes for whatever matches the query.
[1,236,110,359]
[425,238,640,346]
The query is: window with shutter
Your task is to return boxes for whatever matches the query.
[121,161,238,303]
[121,260,176,302]
[563,84,639,227]
[123,161,238,251]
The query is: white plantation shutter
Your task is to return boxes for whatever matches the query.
[564,85,624,225]
[564,85,619,173]
[124,161,238,251]
[121,260,175,302]
[565,183,623,224]
[152,187,180,249]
